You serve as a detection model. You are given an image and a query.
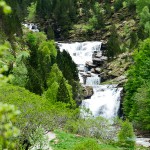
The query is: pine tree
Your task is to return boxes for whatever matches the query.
[57,77,70,104]
[106,25,121,60]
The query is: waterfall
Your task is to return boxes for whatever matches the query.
[82,85,123,118]
[86,75,100,86]
[22,23,39,32]
[58,42,102,65]
[58,42,123,119]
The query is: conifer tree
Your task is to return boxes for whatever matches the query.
[106,25,121,60]
[57,77,70,104]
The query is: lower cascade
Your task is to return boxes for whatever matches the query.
[58,41,123,119]
[82,85,123,118]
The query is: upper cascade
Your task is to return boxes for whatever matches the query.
[58,41,102,65]
[22,23,39,32]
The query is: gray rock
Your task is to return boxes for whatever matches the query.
[95,67,101,73]
[83,86,94,99]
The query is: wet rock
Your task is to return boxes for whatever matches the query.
[83,86,94,99]
[100,72,109,82]
[91,68,95,73]
[85,61,97,69]
[115,75,127,82]
[80,72,91,77]
[114,76,127,87]
[95,67,101,73]
[95,52,102,58]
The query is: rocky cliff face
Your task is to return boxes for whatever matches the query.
[85,49,133,86]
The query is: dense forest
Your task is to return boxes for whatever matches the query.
[0,0,150,149]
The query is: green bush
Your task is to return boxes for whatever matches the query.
[0,103,20,149]
[65,116,116,141]
[118,120,135,149]
[29,126,49,150]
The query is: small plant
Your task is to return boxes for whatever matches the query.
[118,120,135,149]
[29,126,49,150]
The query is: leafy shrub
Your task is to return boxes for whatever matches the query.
[0,103,20,149]
[29,126,49,150]
[65,116,117,141]
[118,120,135,149]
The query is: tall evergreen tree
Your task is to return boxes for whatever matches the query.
[106,25,121,60]
[57,77,70,104]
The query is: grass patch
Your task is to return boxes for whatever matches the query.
[50,130,123,150]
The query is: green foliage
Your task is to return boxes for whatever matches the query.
[57,77,73,106]
[26,2,37,22]
[83,2,104,31]
[11,50,30,87]
[25,32,57,94]
[56,50,82,102]
[139,6,150,36]
[36,0,77,39]
[135,0,150,37]
[0,84,80,146]
[0,0,11,14]
[44,63,76,108]
[47,63,63,87]
[124,38,150,130]
[0,41,13,85]
[130,83,150,130]
[118,120,135,149]
[26,32,47,48]
[136,0,150,14]
[0,103,20,150]
[11,63,28,87]
[44,81,59,103]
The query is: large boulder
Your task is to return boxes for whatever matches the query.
[83,86,94,99]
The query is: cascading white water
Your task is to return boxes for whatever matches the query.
[58,42,102,65]
[82,85,123,118]
[58,42,123,119]
[86,75,101,86]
